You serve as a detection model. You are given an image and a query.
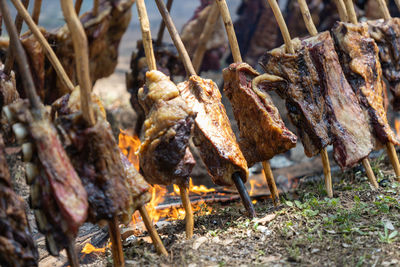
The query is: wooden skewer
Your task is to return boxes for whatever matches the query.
[333,0,348,22]
[60,0,95,126]
[93,0,99,16]
[265,0,294,54]
[108,217,125,267]
[155,0,255,218]
[4,0,29,75]
[343,0,357,24]
[297,0,318,36]
[216,0,280,206]
[396,0,400,11]
[179,185,194,238]
[66,241,79,267]
[75,0,83,14]
[10,0,75,92]
[192,1,220,73]
[0,0,41,113]
[156,0,173,47]
[31,0,42,24]
[137,0,194,238]
[138,206,168,256]
[377,0,391,20]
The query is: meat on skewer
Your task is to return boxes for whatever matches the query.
[0,62,19,110]
[0,134,38,266]
[260,31,374,169]
[223,62,297,167]
[331,21,399,149]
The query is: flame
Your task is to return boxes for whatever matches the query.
[118,129,214,226]
[395,119,400,139]
[81,242,111,254]
[119,129,140,170]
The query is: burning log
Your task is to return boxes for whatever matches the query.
[155,0,255,218]
[0,0,89,265]
[0,134,38,266]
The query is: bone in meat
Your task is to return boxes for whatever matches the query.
[222,62,297,166]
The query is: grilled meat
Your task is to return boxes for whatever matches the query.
[138,70,196,187]
[0,134,38,266]
[223,62,297,166]
[260,32,373,168]
[0,63,19,110]
[52,88,149,225]
[366,18,400,110]
[6,99,88,255]
[332,22,399,147]
[177,75,249,186]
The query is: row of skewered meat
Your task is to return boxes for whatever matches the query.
[2,0,400,265]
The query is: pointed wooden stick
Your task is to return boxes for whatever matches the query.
[108,217,125,267]
[137,0,194,238]
[66,241,79,267]
[156,0,173,47]
[217,0,280,206]
[297,0,318,36]
[192,1,220,73]
[93,0,99,16]
[343,0,357,24]
[362,158,379,188]
[32,0,42,24]
[60,0,95,126]
[139,206,168,256]
[396,0,400,11]
[179,185,194,239]
[387,143,400,180]
[4,0,29,75]
[155,0,255,218]
[333,0,348,22]
[377,0,391,20]
[75,0,83,14]
[10,0,75,92]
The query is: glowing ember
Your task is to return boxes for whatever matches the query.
[81,242,111,254]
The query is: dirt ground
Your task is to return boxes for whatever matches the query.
[109,154,400,267]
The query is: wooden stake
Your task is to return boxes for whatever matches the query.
[216,0,280,207]
[386,143,400,180]
[60,0,95,126]
[75,0,83,14]
[32,0,42,24]
[66,241,79,267]
[108,217,125,267]
[320,148,333,197]
[4,0,29,75]
[137,0,194,238]
[93,0,99,16]
[138,206,168,256]
[265,0,294,54]
[155,0,255,218]
[179,185,194,239]
[377,0,391,20]
[192,1,220,73]
[396,0,400,11]
[156,0,173,47]
[155,0,196,76]
[262,161,280,206]
[0,0,42,113]
[362,158,379,188]
[333,0,348,22]
[343,0,357,24]
[297,0,318,36]
[10,0,75,92]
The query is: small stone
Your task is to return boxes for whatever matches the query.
[193,237,207,250]
[342,243,350,248]
[311,248,320,254]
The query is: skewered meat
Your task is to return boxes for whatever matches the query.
[177,75,249,186]
[366,18,400,110]
[181,0,226,72]
[126,41,185,135]
[52,88,150,224]
[331,22,399,147]
[260,31,373,168]
[0,134,38,266]
[222,62,297,166]
[138,70,196,187]
[0,0,133,104]
[5,99,88,255]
